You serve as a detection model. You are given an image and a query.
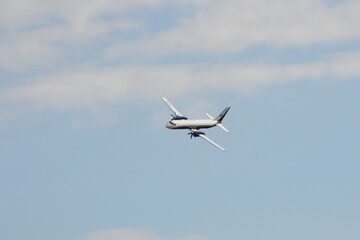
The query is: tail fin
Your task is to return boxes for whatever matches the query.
[215,107,230,123]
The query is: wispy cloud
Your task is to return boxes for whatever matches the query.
[84,228,207,240]
[106,0,360,56]
[0,0,205,71]
[3,50,360,110]
[2,0,360,71]
[1,0,360,125]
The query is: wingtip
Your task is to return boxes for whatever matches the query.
[162,97,169,103]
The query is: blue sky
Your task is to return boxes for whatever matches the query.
[1,0,360,240]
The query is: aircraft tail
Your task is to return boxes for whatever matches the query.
[205,107,230,133]
[213,107,230,133]
[215,107,230,123]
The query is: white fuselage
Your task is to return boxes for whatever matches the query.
[166,119,218,130]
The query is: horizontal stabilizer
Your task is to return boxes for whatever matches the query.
[205,113,214,119]
[217,123,229,133]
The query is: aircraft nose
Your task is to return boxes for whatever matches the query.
[166,122,175,129]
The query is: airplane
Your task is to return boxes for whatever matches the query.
[162,97,230,152]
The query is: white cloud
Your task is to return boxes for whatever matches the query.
[329,51,360,78]
[2,50,360,111]
[84,228,207,240]
[3,0,360,71]
[0,0,210,71]
[0,0,144,71]
[0,0,169,27]
[107,0,360,56]
[85,228,162,240]
[1,0,360,126]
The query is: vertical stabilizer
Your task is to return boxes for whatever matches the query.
[215,107,230,123]
[214,107,230,132]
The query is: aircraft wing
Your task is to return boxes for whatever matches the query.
[198,134,226,152]
[162,97,184,117]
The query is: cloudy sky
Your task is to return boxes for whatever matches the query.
[1,0,360,239]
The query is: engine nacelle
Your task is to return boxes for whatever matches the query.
[192,131,205,137]
[172,115,188,120]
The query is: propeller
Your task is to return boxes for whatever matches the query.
[188,132,194,139]
[188,131,205,139]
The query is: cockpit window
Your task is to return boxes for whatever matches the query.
[168,120,176,126]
